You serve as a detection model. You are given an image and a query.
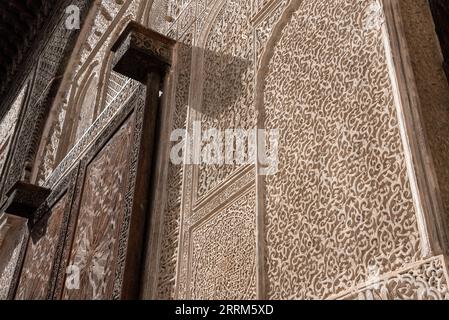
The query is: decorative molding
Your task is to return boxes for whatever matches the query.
[44,81,139,189]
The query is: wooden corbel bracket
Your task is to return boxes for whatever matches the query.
[111,21,176,83]
[1,181,51,220]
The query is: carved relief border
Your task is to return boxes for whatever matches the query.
[189,165,255,226]
[44,81,140,189]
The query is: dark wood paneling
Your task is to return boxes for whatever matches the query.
[11,167,79,299]
[62,113,135,300]
[15,194,67,299]
[53,85,151,300]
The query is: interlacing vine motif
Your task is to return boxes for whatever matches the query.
[262,0,421,299]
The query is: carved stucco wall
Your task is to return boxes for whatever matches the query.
[6,0,447,300]
[262,0,422,299]
[0,85,28,300]
[0,85,27,178]
[146,0,449,300]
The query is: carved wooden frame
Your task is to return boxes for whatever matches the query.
[52,84,151,300]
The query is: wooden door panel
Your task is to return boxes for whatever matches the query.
[15,195,67,299]
[14,168,79,300]
[54,85,149,300]
[62,113,135,300]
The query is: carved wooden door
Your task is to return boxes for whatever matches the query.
[13,84,156,300]
[9,21,173,300]
[54,85,153,300]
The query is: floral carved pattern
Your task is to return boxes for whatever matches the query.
[189,189,257,300]
[0,85,26,177]
[342,256,449,300]
[156,28,193,299]
[197,0,256,199]
[262,0,421,299]
[15,195,68,300]
[63,114,135,300]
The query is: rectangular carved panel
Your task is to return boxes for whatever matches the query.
[176,177,257,300]
[54,85,149,300]
[0,218,27,300]
[62,114,135,300]
[189,189,257,300]
[15,195,68,299]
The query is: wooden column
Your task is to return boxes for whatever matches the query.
[111,21,175,299]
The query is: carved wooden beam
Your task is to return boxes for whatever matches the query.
[1,181,51,219]
[111,21,176,83]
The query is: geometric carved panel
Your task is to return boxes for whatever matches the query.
[188,189,257,300]
[262,0,422,299]
[62,113,135,300]
[15,195,68,300]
